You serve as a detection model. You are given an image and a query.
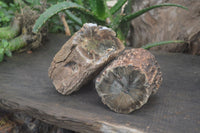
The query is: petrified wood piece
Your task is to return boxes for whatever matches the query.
[48,23,124,95]
[95,48,162,113]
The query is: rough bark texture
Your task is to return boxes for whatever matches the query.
[95,48,162,114]
[48,23,124,95]
[128,0,200,55]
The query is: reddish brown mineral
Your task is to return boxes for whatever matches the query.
[95,48,162,114]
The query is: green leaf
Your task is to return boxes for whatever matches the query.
[0,49,4,53]
[0,49,4,62]
[0,26,11,32]
[65,10,82,26]
[4,49,12,57]
[95,0,108,20]
[0,1,8,8]
[73,0,83,6]
[142,40,185,49]
[28,0,41,6]
[33,2,82,33]
[116,28,125,44]
[110,0,127,15]
[111,14,122,30]
[89,0,96,13]
[2,39,9,47]
[121,3,188,23]
[117,0,132,42]
[32,1,105,33]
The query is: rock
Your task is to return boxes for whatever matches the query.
[48,23,125,95]
[95,48,162,114]
[128,0,200,55]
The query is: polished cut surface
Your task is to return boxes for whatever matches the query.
[96,48,162,114]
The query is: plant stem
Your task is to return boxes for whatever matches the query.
[8,34,32,51]
[60,14,71,36]
[0,17,21,40]
[116,29,126,44]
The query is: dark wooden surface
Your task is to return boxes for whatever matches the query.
[0,34,200,133]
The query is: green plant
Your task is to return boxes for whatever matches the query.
[0,1,21,62]
[0,17,21,40]
[0,0,43,62]
[0,40,11,62]
[0,0,69,62]
[33,0,187,45]
[0,1,19,27]
[0,34,34,62]
[0,0,188,63]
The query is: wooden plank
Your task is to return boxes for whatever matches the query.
[0,34,200,133]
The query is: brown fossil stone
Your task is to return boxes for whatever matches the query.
[95,48,162,114]
[48,23,125,95]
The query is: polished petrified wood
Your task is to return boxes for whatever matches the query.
[95,48,162,114]
[48,23,124,95]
